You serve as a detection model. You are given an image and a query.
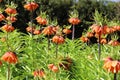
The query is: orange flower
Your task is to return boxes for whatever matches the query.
[0,14,5,22]
[52,35,65,44]
[33,30,41,35]
[86,32,94,38]
[33,69,45,78]
[26,26,35,33]
[48,64,54,70]
[42,26,56,35]
[1,52,18,64]
[63,28,72,34]
[51,66,59,73]
[80,36,89,43]
[24,2,39,11]
[98,38,107,44]
[0,0,2,2]
[36,16,47,25]
[6,16,17,23]
[36,16,42,21]
[53,26,60,33]
[113,26,120,31]
[103,59,120,73]
[90,24,109,35]
[68,18,80,25]
[48,64,59,73]
[108,40,120,46]
[5,7,17,14]
[2,24,15,32]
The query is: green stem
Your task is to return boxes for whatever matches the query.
[6,32,10,51]
[7,64,10,80]
[98,34,101,60]
[29,11,35,71]
[114,73,117,80]
[56,44,58,58]
[30,11,34,38]
[72,25,75,40]
[47,35,50,51]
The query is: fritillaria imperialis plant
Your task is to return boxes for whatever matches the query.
[36,12,48,26]
[68,9,81,40]
[24,1,39,36]
[1,52,18,80]
[52,35,65,58]
[103,57,120,80]
[62,25,72,38]
[42,25,56,50]
[48,64,59,73]
[33,69,46,79]
[0,2,18,80]
[24,1,39,12]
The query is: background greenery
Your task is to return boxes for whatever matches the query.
[0,0,120,38]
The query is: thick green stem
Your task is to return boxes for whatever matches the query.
[56,44,58,58]
[47,36,50,51]
[98,34,101,60]
[30,11,34,38]
[6,32,9,49]
[114,73,117,80]
[30,11,35,71]
[72,25,75,40]
[7,64,10,80]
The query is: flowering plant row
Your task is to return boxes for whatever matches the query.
[0,0,120,80]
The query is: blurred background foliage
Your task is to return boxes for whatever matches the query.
[0,0,120,38]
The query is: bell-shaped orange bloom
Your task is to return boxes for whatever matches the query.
[103,57,120,73]
[33,29,41,35]
[63,28,72,34]
[33,69,45,78]
[52,35,65,44]
[5,7,17,14]
[103,60,120,73]
[26,26,35,33]
[68,18,80,25]
[6,16,17,23]
[42,26,56,35]
[108,40,120,46]
[51,66,59,73]
[48,64,59,73]
[2,24,15,32]
[90,24,110,35]
[36,16,47,25]
[48,64,54,70]
[113,26,120,31]
[80,36,89,43]
[0,14,5,22]
[1,52,18,64]
[86,32,94,38]
[98,38,107,44]
[24,2,39,11]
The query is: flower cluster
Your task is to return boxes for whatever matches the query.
[103,57,120,73]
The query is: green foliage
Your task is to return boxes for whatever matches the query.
[0,0,120,80]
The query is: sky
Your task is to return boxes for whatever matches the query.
[110,0,120,2]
